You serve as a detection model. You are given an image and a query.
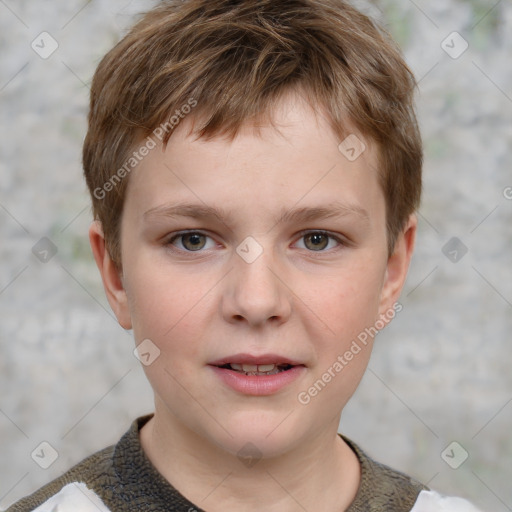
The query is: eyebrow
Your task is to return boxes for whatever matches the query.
[143,201,369,227]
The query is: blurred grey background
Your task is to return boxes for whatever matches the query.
[0,0,511,510]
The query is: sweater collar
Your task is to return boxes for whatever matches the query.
[112,414,424,511]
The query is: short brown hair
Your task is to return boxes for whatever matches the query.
[83,0,422,269]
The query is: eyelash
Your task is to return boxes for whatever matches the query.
[165,230,346,254]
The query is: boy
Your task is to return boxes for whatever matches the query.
[7,0,483,510]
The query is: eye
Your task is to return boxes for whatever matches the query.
[167,231,216,252]
[295,231,344,252]
[166,230,345,254]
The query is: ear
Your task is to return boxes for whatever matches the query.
[88,220,132,330]
[378,214,417,321]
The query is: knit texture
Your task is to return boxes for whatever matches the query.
[7,415,428,511]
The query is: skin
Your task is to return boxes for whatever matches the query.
[90,90,417,512]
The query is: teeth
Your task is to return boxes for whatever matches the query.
[228,363,279,374]
[256,364,276,372]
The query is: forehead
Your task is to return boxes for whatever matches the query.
[122,91,384,227]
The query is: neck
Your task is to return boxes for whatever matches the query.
[139,405,361,512]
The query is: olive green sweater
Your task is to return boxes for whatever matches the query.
[7,415,428,511]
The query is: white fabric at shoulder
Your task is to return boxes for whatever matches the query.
[31,482,111,512]
[411,489,484,512]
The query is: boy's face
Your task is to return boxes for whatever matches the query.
[91,91,416,458]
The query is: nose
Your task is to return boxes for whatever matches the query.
[221,244,292,328]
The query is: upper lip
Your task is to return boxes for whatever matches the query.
[209,353,304,366]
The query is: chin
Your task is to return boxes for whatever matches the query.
[206,412,307,460]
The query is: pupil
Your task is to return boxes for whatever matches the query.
[184,233,204,250]
[307,233,327,250]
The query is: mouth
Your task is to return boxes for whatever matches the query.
[214,362,296,376]
[208,354,306,395]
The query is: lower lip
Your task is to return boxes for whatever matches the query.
[209,365,306,396]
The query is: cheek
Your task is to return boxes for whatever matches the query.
[304,264,385,402]
[125,265,215,358]
[301,263,385,344]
